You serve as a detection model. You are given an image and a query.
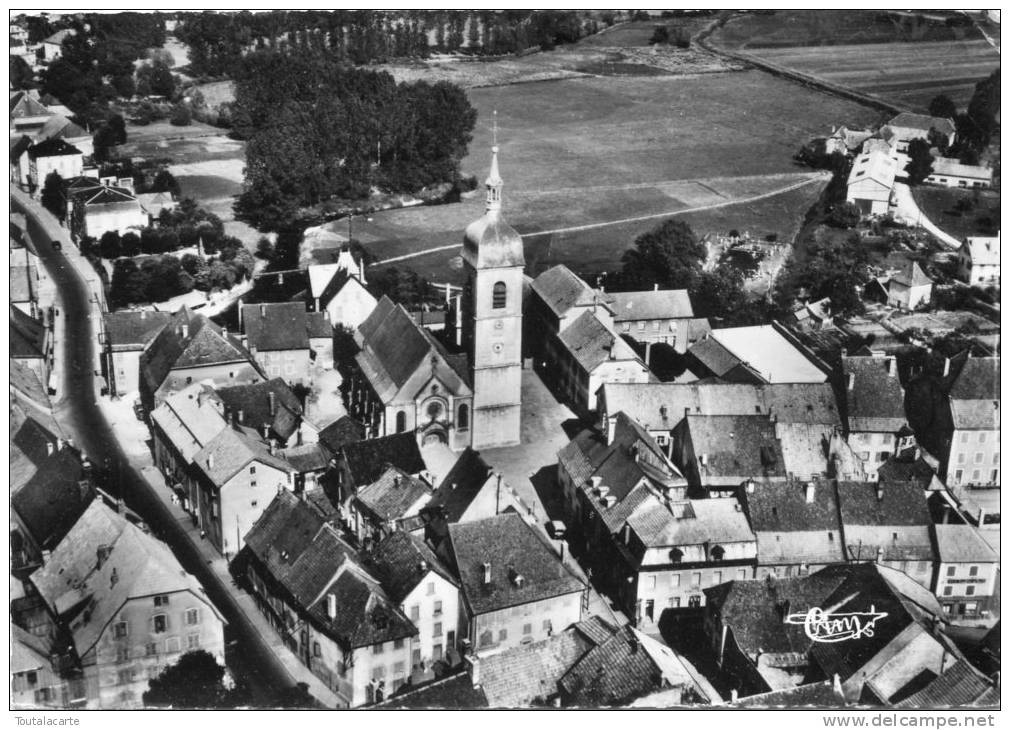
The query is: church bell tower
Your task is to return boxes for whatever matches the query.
[460,143,524,449]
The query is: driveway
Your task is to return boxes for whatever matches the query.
[892,182,962,249]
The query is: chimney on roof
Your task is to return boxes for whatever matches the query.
[268,391,277,416]
[887,357,896,377]
[268,439,276,455]
[278,272,285,285]
[746,479,756,494]
[238,299,243,328]
[630,635,640,653]
[229,410,235,427]
[876,484,884,502]
[96,545,112,569]
[805,481,816,503]
[943,357,951,377]
[482,562,492,585]
[207,453,215,470]
[699,453,708,467]
[140,310,147,320]
[847,372,855,391]
[418,560,427,574]
[181,324,189,339]
[327,593,337,620]
[237,409,244,425]
[259,303,266,317]
[46,441,55,456]
[393,475,401,488]
[464,654,480,687]
[262,424,270,440]
[875,546,884,563]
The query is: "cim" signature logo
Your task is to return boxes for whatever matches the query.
[784,606,888,643]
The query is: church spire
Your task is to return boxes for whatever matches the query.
[485,110,502,214]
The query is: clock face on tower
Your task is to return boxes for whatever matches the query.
[492,342,504,354]
[494,319,504,330]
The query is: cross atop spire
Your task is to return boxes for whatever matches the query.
[485,111,503,213]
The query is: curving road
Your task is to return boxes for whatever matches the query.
[12,193,293,704]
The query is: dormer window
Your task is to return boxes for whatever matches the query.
[710,545,725,562]
[669,548,683,563]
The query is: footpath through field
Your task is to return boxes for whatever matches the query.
[376,171,829,265]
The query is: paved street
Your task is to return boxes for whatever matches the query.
[11,190,301,705]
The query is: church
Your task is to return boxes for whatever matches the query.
[346,145,524,451]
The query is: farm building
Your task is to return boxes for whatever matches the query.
[27,138,83,190]
[882,112,956,152]
[823,125,874,156]
[846,148,897,216]
[924,158,993,189]
[957,236,1000,286]
[884,261,933,310]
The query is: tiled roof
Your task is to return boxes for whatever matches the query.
[142,308,258,394]
[775,422,832,479]
[355,466,432,524]
[216,378,303,444]
[242,302,310,352]
[625,495,755,549]
[890,260,932,288]
[448,512,583,616]
[888,112,956,136]
[736,679,846,707]
[10,358,51,409]
[367,530,456,604]
[317,415,365,457]
[609,289,693,322]
[932,524,998,564]
[342,432,425,488]
[601,382,839,432]
[10,91,52,119]
[744,478,842,532]
[479,624,600,707]
[244,490,326,587]
[12,445,91,553]
[836,479,931,527]
[11,624,52,675]
[306,310,332,339]
[150,383,228,464]
[531,264,612,320]
[876,456,936,490]
[380,671,489,708]
[303,487,340,521]
[426,447,495,523]
[688,337,752,378]
[281,443,328,474]
[842,355,907,433]
[10,134,34,161]
[10,264,38,304]
[558,310,643,372]
[10,305,47,360]
[101,310,172,350]
[949,357,1000,401]
[684,414,787,481]
[949,398,999,431]
[707,325,828,384]
[963,237,999,267]
[193,427,292,487]
[893,661,998,708]
[28,137,81,159]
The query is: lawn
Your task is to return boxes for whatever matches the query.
[912,186,1001,240]
[709,11,998,112]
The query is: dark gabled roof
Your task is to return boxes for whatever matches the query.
[447,512,583,616]
[243,490,325,588]
[888,112,956,136]
[101,310,172,350]
[242,302,310,352]
[367,530,457,604]
[10,135,33,161]
[282,525,357,608]
[142,308,258,394]
[12,447,92,552]
[892,661,998,708]
[558,626,670,706]
[10,91,51,119]
[303,487,340,521]
[10,305,47,360]
[890,260,932,288]
[836,480,931,527]
[558,309,643,372]
[355,466,431,524]
[216,378,303,444]
[10,358,51,410]
[684,414,787,480]
[687,336,743,378]
[306,310,332,339]
[744,478,841,532]
[281,443,328,474]
[842,356,907,432]
[425,447,494,523]
[877,456,936,490]
[317,415,365,458]
[704,571,849,657]
[28,137,81,159]
[609,289,694,322]
[531,264,612,319]
[736,679,847,707]
[359,297,436,388]
[341,432,425,488]
[380,671,489,708]
[949,357,1000,402]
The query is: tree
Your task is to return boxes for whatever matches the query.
[827,201,861,229]
[927,94,958,120]
[151,169,181,197]
[905,138,934,186]
[98,230,122,259]
[10,56,34,89]
[143,651,239,708]
[40,171,66,222]
[255,236,275,260]
[120,231,141,257]
[107,114,127,145]
[619,219,705,291]
[650,25,669,44]
[170,104,193,126]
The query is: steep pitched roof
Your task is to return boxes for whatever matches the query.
[193,427,293,487]
[37,114,88,142]
[448,512,583,616]
[892,660,998,708]
[887,112,956,136]
[626,496,755,549]
[101,310,172,350]
[216,378,303,444]
[243,489,325,587]
[341,432,425,488]
[609,289,694,322]
[842,355,907,432]
[367,530,457,604]
[380,672,489,708]
[425,447,495,523]
[150,383,228,463]
[744,478,844,564]
[847,148,898,189]
[558,309,643,372]
[933,524,999,564]
[10,358,51,410]
[531,264,612,320]
[10,264,39,304]
[684,414,787,481]
[11,446,91,553]
[306,310,332,339]
[28,137,81,159]
[11,624,53,675]
[836,480,934,562]
[10,305,47,360]
[317,415,365,457]
[355,466,432,525]
[891,260,932,288]
[242,302,309,352]
[949,357,1000,402]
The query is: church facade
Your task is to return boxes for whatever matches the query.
[346,145,524,451]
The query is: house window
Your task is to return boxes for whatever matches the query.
[523,623,532,635]
[152,614,168,633]
[165,637,180,653]
[116,647,130,663]
[433,600,443,616]
[711,571,722,586]
[433,622,442,638]
[971,470,981,482]
[992,469,999,483]
[113,621,129,639]
[492,281,507,309]
[479,630,493,648]
[187,634,200,650]
[637,321,646,332]
[154,595,170,607]
[737,568,748,580]
[966,586,976,596]
[117,669,134,685]
[943,586,953,596]
[498,629,507,642]
[410,605,420,622]
[645,599,655,621]
[961,433,970,444]
[433,644,443,661]
[457,404,469,432]
[622,323,630,332]
[670,574,681,587]
[647,575,656,590]
[975,452,984,464]
[688,595,701,608]
[978,432,986,443]
[710,545,725,561]
[993,453,1000,464]
[393,638,404,650]
[372,643,384,655]
[669,597,681,608]
[947,566,956,577]
[969,566,979,577]
[395,411,407,433]
[652,321,660,332]
[250,465,256,475]
[954,470,963,483]
[669,548,683,563]
[427,582,435,596]
[185,608,200,625]
[691,572,701,587]
[145,642,158,657]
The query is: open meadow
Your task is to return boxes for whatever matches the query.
[709,11,999,111]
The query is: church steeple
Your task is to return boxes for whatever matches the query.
[485,145,503,214]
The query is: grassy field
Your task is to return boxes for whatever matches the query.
[709,11,999,112]
[912,186,1001,240]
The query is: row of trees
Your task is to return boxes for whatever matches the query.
[174,10,596,77]
[232,50,477,231]
[926,69,999,163]
[109,243,254,306]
